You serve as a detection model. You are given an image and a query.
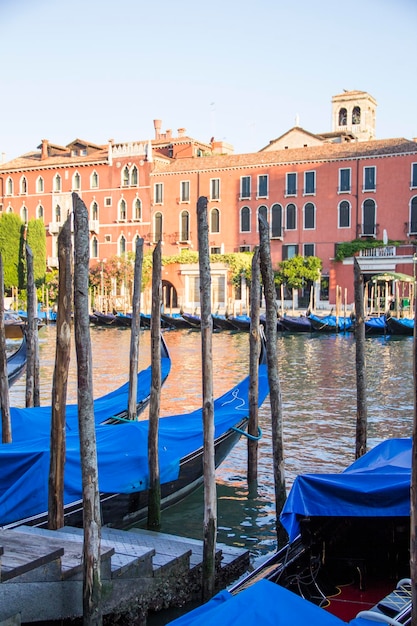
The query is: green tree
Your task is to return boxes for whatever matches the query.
[26,218,47,286]
[0,213,24,292]
[276,255,322,289]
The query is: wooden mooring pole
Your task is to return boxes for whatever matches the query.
[353,257,367,459]
[248,247,260,484]
[25,244,40,408]
[48,215,73,530]
[73,193,102,626]
[147,240,162,529]
[128,237,144,421]
[0,253,11,443]
[411,275,417,624]
[197,196,216,602]
[258,215,287,544]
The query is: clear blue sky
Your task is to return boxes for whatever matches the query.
[1,0,416,162]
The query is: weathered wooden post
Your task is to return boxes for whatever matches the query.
[48,216,73,529]
[0,253,11,443]
[353,257,367,459]
[73,193,102,625]
[248,247,260,484]
[197,196,216,602]
[411,268,417,625]
[25,244,40,407]
[147,240,162,529]
[258,215,287,543]
[128,237,144,421]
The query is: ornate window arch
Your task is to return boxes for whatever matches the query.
[210,208,220,233]
[240,206,250,232]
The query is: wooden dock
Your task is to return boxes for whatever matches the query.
[0,525,250,624]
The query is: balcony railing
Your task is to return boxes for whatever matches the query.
[358,246,396,258]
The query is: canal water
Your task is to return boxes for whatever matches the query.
[8,324,414,569]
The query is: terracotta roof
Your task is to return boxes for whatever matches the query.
[151,138,417,174]
[0,148,108,172]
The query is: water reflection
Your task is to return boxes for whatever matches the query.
[9,326,414,566]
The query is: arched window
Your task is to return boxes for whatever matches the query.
[6,177,13,195]
[154,212,163,242]
[119,199,127,221]
[72,172,81,190]
[258,205,268,224]
[180,210,190,241]
[133,198,141,221]
[286,203,297,230]
[304,202,315,229]
[55,204,61,222]
[338,200,350,228]
[133,234,141,252]
[410,197,417,235]
[131,166,138,186]
[91,201,99,221]
[240,206,250,232]
[352,106,361,125]
[20,176,28,194]
[37,205,44,220]
[36,176,44,193]
[271,203,282,238]
[91,171,99,188]
[122,166,129,187]
[91,237,98,258]
[6,206,13,213]
[210,208,220,233]
[362,198,376,236]
[338,108,347,125]
[54,174,61,192]
[119,235,126,256]
[21,206,28,223]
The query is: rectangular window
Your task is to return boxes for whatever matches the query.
[304,243,315,257]
[304,171,315,195]
[257,175,268,198]
[282,244,299,260]
[154,183,164,204]
[339,168,351,193]
[210,178,220,200]
[363,166,376,191]
[286,204,296,230]
[180,180,190,202]
[411,163,417,188]
[240,176,251,199]
[286,172,297,196]
[104,197,112,206]
[239,245,251,252]
[210,247,221,254]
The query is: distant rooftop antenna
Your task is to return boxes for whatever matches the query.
[295,114,300,127]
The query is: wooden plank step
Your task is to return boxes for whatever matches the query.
[8,527,114,580]
[55,526,155,578]
[99,527,193,576]
[0,530,64,582]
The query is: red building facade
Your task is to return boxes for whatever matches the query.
[1,91,417,311]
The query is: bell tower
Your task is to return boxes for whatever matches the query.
[332,90,377,141]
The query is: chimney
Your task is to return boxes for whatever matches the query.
[166,129,172,139]
[153,119,162,140]
[177,128,186,137]
[41,139,49,160]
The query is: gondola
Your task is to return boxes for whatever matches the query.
[364,314,389,335]
[6,334,27,386]
[160,312,192,330]
[212,313,236,331]
[170,438,412,625]
[4,310,25,339]
[0,332,268,530]
[90,311,117,326]
[0,334,171,441]
[279,314,312,333]
[309,313,353,333]
[115,312,132,327]
[386,316,414,336]
[181,312,201,329]
[228,314,251,332]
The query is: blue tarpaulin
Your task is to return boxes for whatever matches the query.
[0,362,269,525]
[168,580,347,625]
[280,438,411,542]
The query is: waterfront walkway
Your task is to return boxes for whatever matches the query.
[0,525,249,624]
